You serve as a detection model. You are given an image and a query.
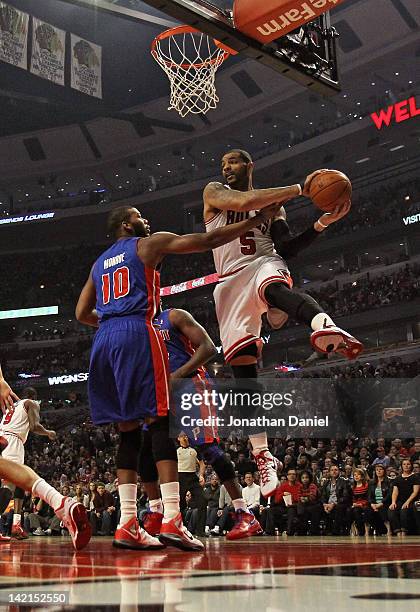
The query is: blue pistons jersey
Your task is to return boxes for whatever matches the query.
[154,309,217,445]
[92,237,160,321]
[153,309,207,378]
[88,237,169,425]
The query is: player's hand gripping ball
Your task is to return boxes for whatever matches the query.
[308,169,352,213]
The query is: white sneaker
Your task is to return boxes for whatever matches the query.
[253,449,280,498]
[210,525,220,536]
[205,526,210,536]
[310,324,363,360]
[44,529,52,535]
[33,527,45,536]
[266,307,288,330]
[55,497,91,551]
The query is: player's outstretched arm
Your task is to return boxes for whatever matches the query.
[204,181,302,213]
[75,270,99,327]
[0,365,19,412]
[140,203,280,266]
[271,200,351,258]
[169,309,216,379]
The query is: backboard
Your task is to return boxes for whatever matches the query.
[62,0,341,95]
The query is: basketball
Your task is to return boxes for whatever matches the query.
[309,170,352,213]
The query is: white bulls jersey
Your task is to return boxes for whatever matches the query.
[0,399,31,444]
[205,208,282,277]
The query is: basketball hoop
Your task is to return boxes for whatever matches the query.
[151,25,237,117]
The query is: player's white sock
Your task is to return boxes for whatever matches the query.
[250,432,269,454]
[149,498,163,514]
[32,478,63,512]
[160,482,180,521]
[12,513,21,526]
[232,499,247,512]
[311,313,335,331]
[118,483,138,527]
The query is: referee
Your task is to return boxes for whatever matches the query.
[177,432,207,537]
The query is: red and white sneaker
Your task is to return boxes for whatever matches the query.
[0,435,8,452]
[142,511,163,537]
[11,524,29,540]
[55,497,91,551]
[0,533,11,542]
[113,517,164,550]
[226,510,263,540]
[253,449,280,498]
[310,324,363,360]
[159,513,204,551]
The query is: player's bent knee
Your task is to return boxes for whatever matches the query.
[200,444,236,483]
[116,427,142,471]
[265,282,323,325]
[148,417,177,463]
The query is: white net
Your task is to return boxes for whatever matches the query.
[152,29,230,117]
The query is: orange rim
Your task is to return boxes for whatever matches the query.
[151,25,237,70]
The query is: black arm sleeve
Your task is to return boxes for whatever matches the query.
[270,218,321,259]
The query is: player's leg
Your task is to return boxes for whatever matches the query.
[0,457,91,550]
[229,346,281,497]
[215,268,280,497]
[11,488,28,540]
[199,442,262,539]
[112,420,164,550]
[88,326,162,550]
[1,437,29,539]
[112,321,202,551]
[138,426,164,536]
[264,282,363,359]
[145,416,204,550]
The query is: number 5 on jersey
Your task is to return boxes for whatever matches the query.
[102,266,130,304]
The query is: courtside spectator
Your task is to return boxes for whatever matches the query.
[350,468,370,536]
[242,472,261,521]
[388,459,420,535]
[297,471,322,535]
[321,465,352,535]
[368,464,392,535]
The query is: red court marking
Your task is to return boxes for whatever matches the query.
[1,538,420,582]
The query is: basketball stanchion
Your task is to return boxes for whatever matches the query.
[151,25,237,117]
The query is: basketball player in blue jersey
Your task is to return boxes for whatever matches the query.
[76,203,280,551]
[139,307,263,540]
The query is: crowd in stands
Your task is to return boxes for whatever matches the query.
[2,255,419,381]
[2,421,419,538]
[308,263,420,317]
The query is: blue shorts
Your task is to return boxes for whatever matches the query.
[89,316,169,425]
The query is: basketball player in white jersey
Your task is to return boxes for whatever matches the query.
[0,386,56,539]
[0,367,91,548]
[203,149,363,497]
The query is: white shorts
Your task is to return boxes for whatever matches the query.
[0,432,25,464]
[214,255,293,363]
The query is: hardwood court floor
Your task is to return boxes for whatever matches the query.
[0,536,419,610]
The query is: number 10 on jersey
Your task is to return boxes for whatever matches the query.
[102,266,130,304]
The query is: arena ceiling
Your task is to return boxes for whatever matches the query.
[0,0,419,140]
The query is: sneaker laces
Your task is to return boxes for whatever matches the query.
[255,453,272,487]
